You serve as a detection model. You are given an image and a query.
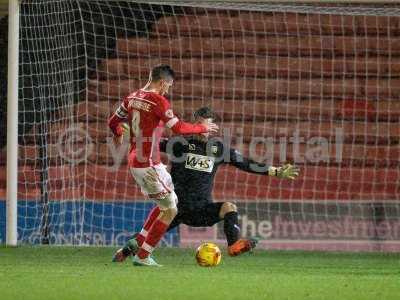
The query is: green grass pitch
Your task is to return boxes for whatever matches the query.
[0,246,399,300]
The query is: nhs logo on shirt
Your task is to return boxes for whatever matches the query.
[185,153,215,173]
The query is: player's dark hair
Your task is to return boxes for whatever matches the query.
[150,64,175,82]
[194,107,215,120]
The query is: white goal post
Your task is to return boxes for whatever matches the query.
[6,0,19,246]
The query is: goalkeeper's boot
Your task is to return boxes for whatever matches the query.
[112,238,138,262]
[228,238,259,256]
[132,255,162,267]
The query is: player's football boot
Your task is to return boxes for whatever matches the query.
[228,238,259,256]
[112,238,138,262]
[132,255,162,267]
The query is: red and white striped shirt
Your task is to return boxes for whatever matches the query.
[108,90,207,168]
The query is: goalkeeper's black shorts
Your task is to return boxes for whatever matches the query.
[167,202,224,231]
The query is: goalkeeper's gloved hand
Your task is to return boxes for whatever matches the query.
[268,164,299,180]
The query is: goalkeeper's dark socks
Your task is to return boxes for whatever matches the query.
[136,206,161,246]
[224,211,240,246]
[137,219,168,259]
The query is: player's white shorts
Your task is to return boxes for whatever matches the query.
[130,163,178,210]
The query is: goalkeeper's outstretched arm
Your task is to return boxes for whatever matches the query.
[229,148,299,180]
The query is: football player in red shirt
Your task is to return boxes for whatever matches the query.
[108,64,218,266]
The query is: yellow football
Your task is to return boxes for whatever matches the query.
[195,242,222,267]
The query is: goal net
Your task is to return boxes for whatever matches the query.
[3,0,400,251]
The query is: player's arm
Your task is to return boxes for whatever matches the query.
[108,100,129,144]
[155,97,218,135]
[168,115,218,135]
[170,118,216,134]
[229,148,299,179]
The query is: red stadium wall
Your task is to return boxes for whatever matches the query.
[1,11,399,204]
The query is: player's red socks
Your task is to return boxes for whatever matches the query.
[137,219,169,259]
[136,206,161,246]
